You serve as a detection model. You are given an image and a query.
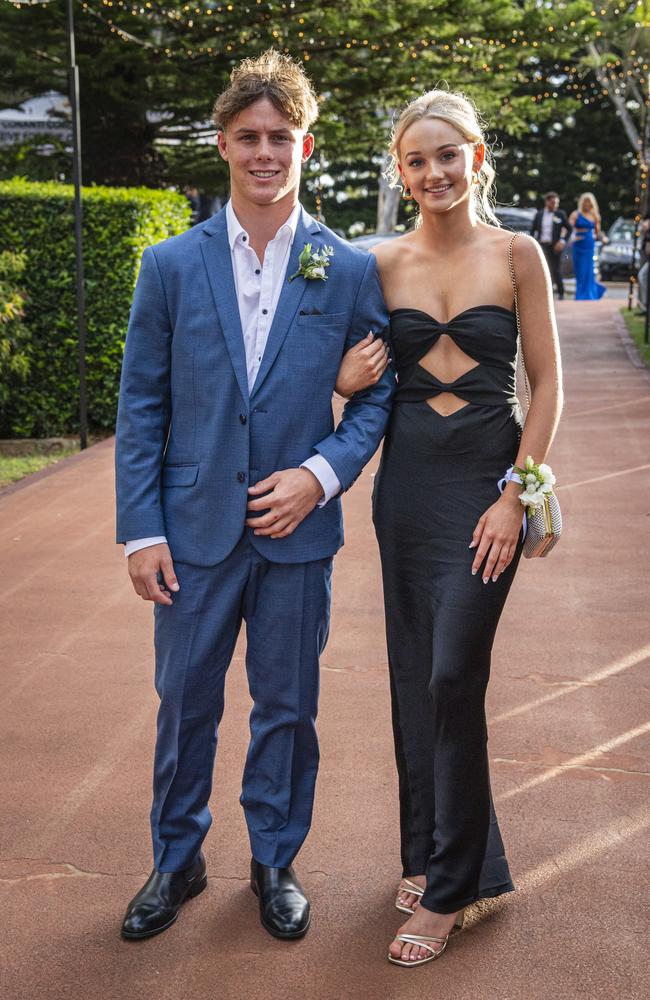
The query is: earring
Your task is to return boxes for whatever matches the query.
[402,186,414,201]
[472,173,480,186]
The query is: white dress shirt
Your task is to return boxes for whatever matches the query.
[124,201,341,557]
[540,209,555,243]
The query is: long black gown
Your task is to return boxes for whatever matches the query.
[372,302,523,914]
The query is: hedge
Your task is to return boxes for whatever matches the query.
[0,179,190,437]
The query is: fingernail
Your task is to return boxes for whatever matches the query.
[471,569,477,576]
[492,575,498,583]
[171,583,180,592]
[468,541,477,548]
[483,577,489,584]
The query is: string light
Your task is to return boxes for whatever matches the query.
[12,0,649,127]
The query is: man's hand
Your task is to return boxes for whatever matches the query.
[553,239,565,253]
[127,542,179,605]
[246,468,324,538]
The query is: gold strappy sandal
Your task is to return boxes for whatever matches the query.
[395,878,425,915]
[387,909,465,968]
[388,932,449,967]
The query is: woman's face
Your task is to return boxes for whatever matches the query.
[398,117,483,217]
[582,197,593,213]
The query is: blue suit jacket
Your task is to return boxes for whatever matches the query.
[115,205,395,566]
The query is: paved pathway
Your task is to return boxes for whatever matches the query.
[1,301,648,1000]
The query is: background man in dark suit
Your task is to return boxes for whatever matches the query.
[530,191,572,300]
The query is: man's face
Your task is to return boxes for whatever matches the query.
[545,196,559,212]
[217,97,314,208]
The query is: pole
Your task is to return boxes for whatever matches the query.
[66,0,88,449]
[643,85,650,346]
[630,100,646,311]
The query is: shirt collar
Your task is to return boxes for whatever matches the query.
[226,200,302,251]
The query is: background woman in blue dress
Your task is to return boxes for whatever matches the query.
[569,192,606,300]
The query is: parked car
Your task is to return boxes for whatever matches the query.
[599,217,642,280]
[494,206,536,232]
[349,231,404,251]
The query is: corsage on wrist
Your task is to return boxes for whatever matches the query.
[511,456,557,512]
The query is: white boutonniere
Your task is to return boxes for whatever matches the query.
[553,215,562,223]
[288,243,334,282]
[513,455,557,512]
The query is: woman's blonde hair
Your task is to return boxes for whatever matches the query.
[577,191,601,220]
[386,88,498,226]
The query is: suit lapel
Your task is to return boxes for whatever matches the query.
[250,209,321,398]
[199,209,249,403]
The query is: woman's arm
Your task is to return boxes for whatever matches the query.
[335,331,389,397]
[470,235,563,582]
[511,234,563,475]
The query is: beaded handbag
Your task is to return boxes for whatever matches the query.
[508,234,562,558]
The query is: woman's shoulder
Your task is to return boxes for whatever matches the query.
[371,232,417,269]
[508,230,546,277]
[480,224,539,262]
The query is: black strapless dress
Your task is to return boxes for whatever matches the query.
[372,305,523,914]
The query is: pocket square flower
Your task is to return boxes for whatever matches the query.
[288,243,334,282]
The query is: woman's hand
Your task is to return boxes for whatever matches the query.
[335,332,389,397]
[469,490,523,584]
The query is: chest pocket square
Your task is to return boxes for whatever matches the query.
[296,310,348,326]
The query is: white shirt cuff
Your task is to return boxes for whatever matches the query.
[124,536,167,558]
[301,455,341,507]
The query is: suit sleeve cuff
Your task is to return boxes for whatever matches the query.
[300,455,342,507]
[124,536,168,558]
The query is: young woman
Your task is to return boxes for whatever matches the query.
[569,192,606,300]
[344,89,562,969]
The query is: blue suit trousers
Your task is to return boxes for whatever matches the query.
[151,532,333,872]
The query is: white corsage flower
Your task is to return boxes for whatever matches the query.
[288,243,334,282]
[520,490,543,509]
[538,463,556,485]
[513,456,557,514]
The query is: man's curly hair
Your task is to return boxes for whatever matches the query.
[212,49,319,132]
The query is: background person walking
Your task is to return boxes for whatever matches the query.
[569,192,606,301]
[530,191,572,300]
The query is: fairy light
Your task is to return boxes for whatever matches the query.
[14,0,648,122]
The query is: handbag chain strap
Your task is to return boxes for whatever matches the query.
[507,232,531,410]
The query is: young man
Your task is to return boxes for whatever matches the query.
[530,191,572,300]
[115,50,394,941]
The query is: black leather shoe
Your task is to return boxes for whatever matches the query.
[250,858,310,939]
[121,852,207,940]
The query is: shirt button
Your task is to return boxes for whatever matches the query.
[262,308,268,315]
[242,235,247,242]
[255,269,261,275]
[239,413,247,425]
[237,471,246,483]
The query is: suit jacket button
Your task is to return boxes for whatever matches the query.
[239,413,247,425]
[237,471,246,483]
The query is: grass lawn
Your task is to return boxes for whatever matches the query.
[620,307,650,368]
[0,447,79,489]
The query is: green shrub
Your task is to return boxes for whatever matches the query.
[0,249,30,408]
[0,178,190,437]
